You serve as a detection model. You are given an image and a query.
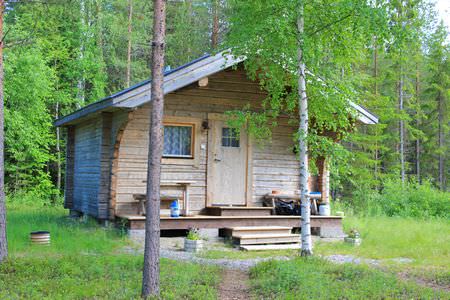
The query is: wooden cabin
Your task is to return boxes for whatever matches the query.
[55,51,378,236]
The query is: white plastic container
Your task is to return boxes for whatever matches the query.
[319,204,331,216]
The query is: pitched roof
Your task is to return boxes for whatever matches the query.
[55,50,378,126]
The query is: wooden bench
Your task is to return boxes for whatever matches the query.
[134,181,195,216]
[264,192,321,215]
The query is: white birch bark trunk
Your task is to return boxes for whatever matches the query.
[142,0,166,297]
[297,0,312,256]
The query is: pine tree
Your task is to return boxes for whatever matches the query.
[142,0,166,297]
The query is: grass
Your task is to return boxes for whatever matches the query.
[250,257,449,299]
[200,248,299,259]
[2,205,449,298]
[201,215,450,290]
[0,206,220,299]
[315,216,450,268]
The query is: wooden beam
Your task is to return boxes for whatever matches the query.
[198,77,209,87]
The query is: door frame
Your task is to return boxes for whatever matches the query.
[206,113,253,207]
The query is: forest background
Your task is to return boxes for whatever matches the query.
[3,0,449,218]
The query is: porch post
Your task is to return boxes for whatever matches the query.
[318,157,330,205]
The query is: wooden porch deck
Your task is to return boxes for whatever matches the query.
[117,214,343,231]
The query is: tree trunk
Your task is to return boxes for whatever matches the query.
[373,37,379,183]
[126,0,133,88]
[297,0,312,257]
[211,0,219,50]
[399,71,405,184]
[141,0,166,298]
[0,0,8,263]
[415,65,420,183]
[56,102,61,194]
[374,37,378,95]
[438,92,445,190]
[77,0,86,108]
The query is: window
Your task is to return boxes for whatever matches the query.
[222,128,240,147]
[163,125,194,158]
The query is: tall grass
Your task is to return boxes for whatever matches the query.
[6,206,125,256]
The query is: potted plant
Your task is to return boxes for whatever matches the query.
[344,228,361,246]
[184,228,204,252]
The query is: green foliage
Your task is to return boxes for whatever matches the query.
[186,228,201,240]
[6,190,63,210]
[250,257,447,299]
[342,179,449,218]
[3,0,218,195]
[224,0,390,167]
[0,206,219,299]
[4,46,56,195]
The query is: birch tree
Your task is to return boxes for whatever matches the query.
[225,0,385,254]
[142,0,166,298]
[297,0,312,256]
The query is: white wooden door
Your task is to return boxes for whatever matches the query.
[207,120,248,206]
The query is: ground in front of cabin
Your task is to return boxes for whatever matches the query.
[1,206,449,299]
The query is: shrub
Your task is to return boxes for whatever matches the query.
[186,228,201,240]
[344,179,449,218]
[6,189,63,209]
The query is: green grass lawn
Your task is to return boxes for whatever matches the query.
[201,215,450,294]
[315,216,450,288]
[250,257,448,299]
[315,216,450,268]
[2,206,449,299]
[0,206,219,299]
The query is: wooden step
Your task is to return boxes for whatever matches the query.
[240,243,301,251]
[222,226,292,237]
[233,234,300,245]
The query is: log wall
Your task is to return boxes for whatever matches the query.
[72,117,102,217]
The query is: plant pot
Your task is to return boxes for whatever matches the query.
[184,239,204,252]
[344,237,361,246]
[30,231,50,245]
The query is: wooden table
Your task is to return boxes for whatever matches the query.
[264,192,321,215]
[135,180,196,216]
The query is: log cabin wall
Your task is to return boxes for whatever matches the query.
[113,68,307,216]
[72,117,102,217]
[64,126,75,209]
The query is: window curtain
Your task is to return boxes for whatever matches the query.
[163,126,192,156]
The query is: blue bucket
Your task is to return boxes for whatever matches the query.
[170,200,180,218]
